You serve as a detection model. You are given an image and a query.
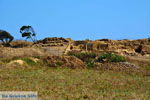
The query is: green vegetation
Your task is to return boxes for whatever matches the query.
[97,53,126,62]
[0,51,149,99]
[56,61,64,66]
[0,67,149,100]
[68,51,96,62]
[0,38,149,100]
[86,59,95,68]
[68,52,127,68]
[21,58,37,66]
[68,51,97,68]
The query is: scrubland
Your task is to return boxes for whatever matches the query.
[0,39,150,100]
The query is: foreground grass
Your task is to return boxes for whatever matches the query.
[0,66,149,100]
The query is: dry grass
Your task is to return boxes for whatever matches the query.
[0,54,149,99]
[0,47,52,58]
[0,67,149,100]
[126,56,150,65]
[10,40,33,47]
[0,44,149,99]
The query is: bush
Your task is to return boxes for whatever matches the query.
[86,59,95,68]
[68,51,96,62]
[21,58,37,66]
[97,53,126,62]
[56,61,64,66]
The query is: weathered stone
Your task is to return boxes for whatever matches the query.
[43,56,86,69]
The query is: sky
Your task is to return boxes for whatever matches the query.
[0,0,150,40]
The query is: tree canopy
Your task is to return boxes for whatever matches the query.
[0,30,14,45]
[20,26,37,42]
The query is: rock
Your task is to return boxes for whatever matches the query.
[29,58,39,63]
[97,43,109,50]
[36,37,69,47]
[135,45,150,55]
[71,38,150,56]
[6,60,27,68]
[119,62,140,69]
[74,41,87,46]
[95,62,140,72]
[8,60,25,65]
[141,45,150,55]
[97,39,112,42]
[43,56,86,69]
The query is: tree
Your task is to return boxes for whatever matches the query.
[20,25,37,42]
[0,30,14,45]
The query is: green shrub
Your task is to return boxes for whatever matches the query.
[68,51,96,62]
[32,56,41,59]
[97,53,126,62]
[56,61,64,66]
[86,59,95,68]
[21,58,37,66]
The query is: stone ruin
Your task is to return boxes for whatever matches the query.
[72,38,150,56]
[35,37,69,47]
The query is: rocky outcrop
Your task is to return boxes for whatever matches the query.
[141,45,150,55]
[36,37,69,47]
[72,38,150,56]
[43,56,86,69]
[95,62,140,72]
[33,37,150,56]
[135,45,150,55]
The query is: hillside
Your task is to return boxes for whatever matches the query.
[0,38,150,100]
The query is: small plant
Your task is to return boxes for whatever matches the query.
[56,61,64,66]
[86,59,95,68]
[97,53,126,62]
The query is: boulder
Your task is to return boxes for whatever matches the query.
[43,56,86,69]
[141,45,150,55]
[36,37,69,46]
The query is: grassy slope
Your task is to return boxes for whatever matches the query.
[0,66,149,100]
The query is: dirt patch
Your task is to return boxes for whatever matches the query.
[42,56,86,69]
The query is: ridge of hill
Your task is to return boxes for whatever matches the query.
[32,37,150,56]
